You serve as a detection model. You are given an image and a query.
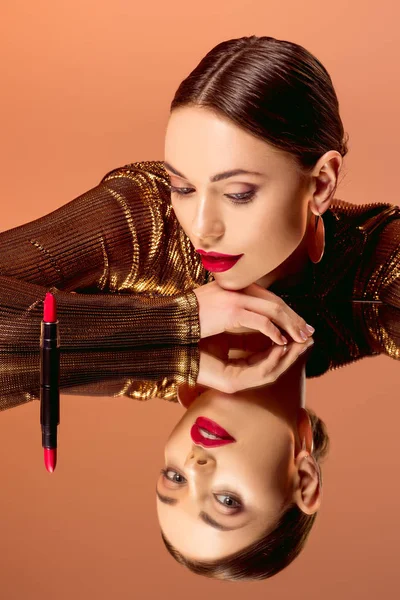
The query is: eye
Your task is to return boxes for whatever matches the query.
[160,468,187,484]
[214,493,242,510]
[225,190,256,204]
[170,186,194,196]
[170,186,256,205]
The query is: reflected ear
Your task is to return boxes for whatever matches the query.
[176,383,208,409]
[297,407,314,454]
[293,453,322,515]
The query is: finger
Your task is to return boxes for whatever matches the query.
[223,344,289,392]
[245,341,289,366]
[236,342,305,390]
[248,284,315,341]
[232,308,288,345]
[211,338,314,394]
[237,290,313,344]
[266,338,314,380]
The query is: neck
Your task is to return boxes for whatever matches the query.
[256,232,312,293]
[237,353,307,442]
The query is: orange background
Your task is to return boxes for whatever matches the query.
[1,1,399,598]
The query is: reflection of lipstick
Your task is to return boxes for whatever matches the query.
[40,293,60,473]
[190,416,236,448]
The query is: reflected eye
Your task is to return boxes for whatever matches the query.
[160,468,186,484]
[214,494,242,509]
[161,468,242,510]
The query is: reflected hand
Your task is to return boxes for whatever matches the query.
[196,331,314,394]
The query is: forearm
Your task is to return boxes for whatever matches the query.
[0,344,200,411]
[0,275,201,350]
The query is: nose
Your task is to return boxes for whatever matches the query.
[184,445,216,473]
[191,198,224,242]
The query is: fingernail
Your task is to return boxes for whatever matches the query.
[300,338,314,354]
[306,324,315,334]
[281,335,288,344]
[300,330,308,341]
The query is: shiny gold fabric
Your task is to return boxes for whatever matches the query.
[0,301,398,411]
[0,160,399,375]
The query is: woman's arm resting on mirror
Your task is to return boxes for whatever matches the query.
[0,171,161,291]
[0,344,200,411]
[0,275,200,349]
[0,170,201,349]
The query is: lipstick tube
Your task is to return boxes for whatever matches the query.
[40,293,60,472]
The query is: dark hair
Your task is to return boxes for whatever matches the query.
[170,35,349,176]
[160,408,329,581]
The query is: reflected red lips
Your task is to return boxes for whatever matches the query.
[190,416,236,448]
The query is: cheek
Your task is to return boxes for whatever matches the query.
[164,419,192,457]
[171,200,191,227]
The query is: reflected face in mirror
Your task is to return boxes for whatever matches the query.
[164,106,312,290]
[156,389,299,561]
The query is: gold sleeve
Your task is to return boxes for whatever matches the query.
[0,164,201,351]
[0,345,200,412]
[377,218,400,308]
[354,208,400,307]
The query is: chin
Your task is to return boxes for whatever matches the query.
[215,274,256,291]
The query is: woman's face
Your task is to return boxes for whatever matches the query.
[156,389,297,560]
[164,106,311,290]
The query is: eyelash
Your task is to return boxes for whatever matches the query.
[170,186,256,205]
[160,468,242,510]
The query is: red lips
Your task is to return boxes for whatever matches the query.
[190,416,236,448]
[196,249,241,259]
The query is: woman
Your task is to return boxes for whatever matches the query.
[157,344,327,582]
[0,34,398,579]
[0,37,398,356]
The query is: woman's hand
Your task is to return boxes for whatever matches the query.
[193,280,314,344]
[181,332,314,398]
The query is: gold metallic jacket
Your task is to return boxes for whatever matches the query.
[0,160,399,381]
[0,301,398,411]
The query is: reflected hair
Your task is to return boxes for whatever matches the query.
[160,408,329,581]
[170,35,349,177]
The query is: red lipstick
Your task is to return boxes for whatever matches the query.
[196,250,244,273]
[196,250,242,259]
[40,292,60,473]
[190,416,236,448]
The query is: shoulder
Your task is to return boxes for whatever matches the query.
[98,160,171,214]
[328,198,400,231]
[333,199,400,304]
[99,160,169,188]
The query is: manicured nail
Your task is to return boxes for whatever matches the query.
[306,324,315,334]
[281,335,288,344]
[300,330,308,341]
[299,338,314,355]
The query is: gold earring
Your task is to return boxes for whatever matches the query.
[307,212,325,263]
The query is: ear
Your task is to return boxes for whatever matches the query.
[297,407,314,454]
[293,452,322,515]
[308,150,343,216]
[176,383,208,409]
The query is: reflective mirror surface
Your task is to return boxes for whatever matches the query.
[0,301,399,595]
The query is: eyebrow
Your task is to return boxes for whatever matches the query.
[156,488,246,532]
[163,161,264,183]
